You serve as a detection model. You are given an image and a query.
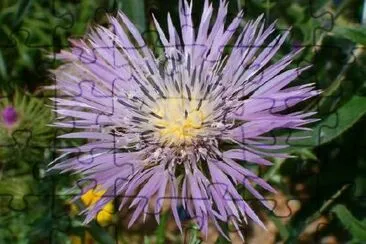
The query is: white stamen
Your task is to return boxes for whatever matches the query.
[198,147,208,155]
[211,122,225,128]
[180,149,187,158]
[127,91,136,99]
[153,148,163,159]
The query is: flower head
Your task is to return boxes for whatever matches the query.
[2,106,18,127]
[50,0,319,239]
[0,90,53,163]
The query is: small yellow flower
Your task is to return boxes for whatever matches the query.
[69,186,114,225]
[81,187,106,206]
[81,186,114,226]
[95,201,114,225]
[69,187,114,243]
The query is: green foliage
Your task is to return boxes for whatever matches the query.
[119,0,147,32]
[155,213,168,244]
[331,204,366,241]
[87,222,116,244]
[332,26,366,44]
[288,96,366,148]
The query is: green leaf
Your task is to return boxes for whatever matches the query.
[269,215,290,241]
[155,213,168,244]
[215,236,231,244]
[332,26,366,45]
[0,50,7,80]
[87,222,115,244]
[331,204,366,240]
[310,0,332,11]
[119,0,146,32]
[72,0,95,35]
[144,236,153,244]
[183,224,204,244]
[0,176,32,210]
[14,0,33,27]
[288,96,366,148]
[215,223,230,244]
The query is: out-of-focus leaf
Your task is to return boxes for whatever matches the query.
[286,3,305,23]
[14,0,33,27]
[332,26,366,45]
[297,148,319,161]
[144,236,152,244]
[0,176,32,210]
[309,0,331,11]
[354,176,366,201]
[87,221,115,244]
[288,96,366,148]
[269,215,290,241]
[0,50,7,79]
[72,0,95,35]
[184,224,204,244]
[155,213,168,244]
[331,204,366,240]
[29,213,71,242]
[215,236,231,244]
[119,0,146,32]
[215,224,230,244]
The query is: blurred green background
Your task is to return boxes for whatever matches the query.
[1,0,366,243]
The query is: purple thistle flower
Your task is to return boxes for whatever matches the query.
[50,0,319,239]
[2,106,18,127]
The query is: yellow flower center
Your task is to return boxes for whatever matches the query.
[151,98,211,145]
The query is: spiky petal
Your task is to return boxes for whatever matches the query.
[49,0,319,239]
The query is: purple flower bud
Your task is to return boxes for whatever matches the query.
[2,106,18,126]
